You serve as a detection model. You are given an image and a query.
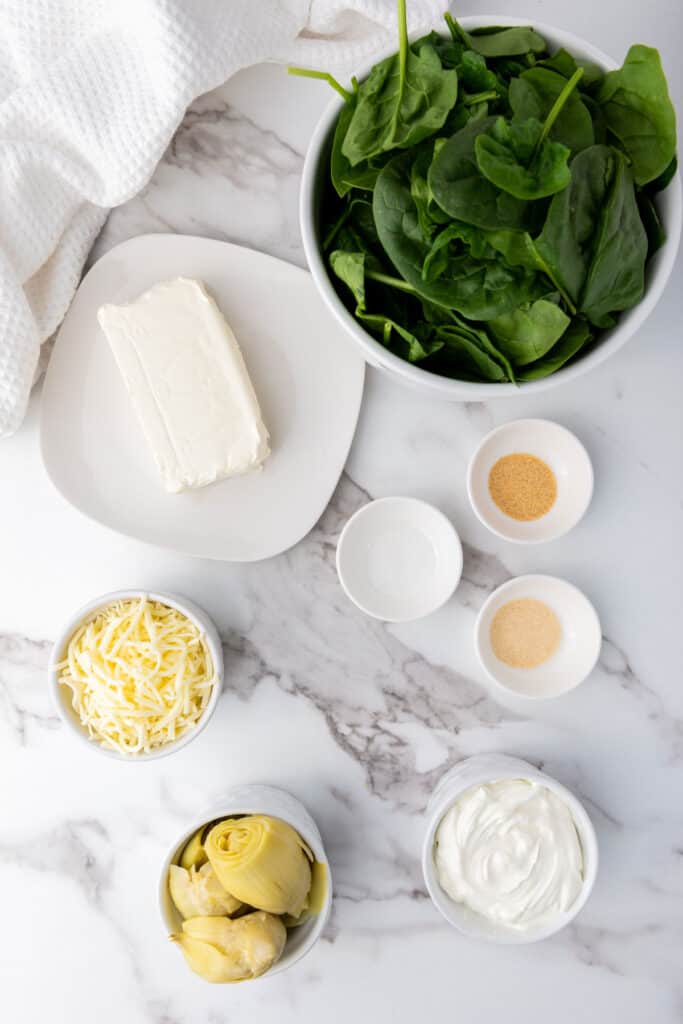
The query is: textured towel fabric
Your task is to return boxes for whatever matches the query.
[0,0,442,437]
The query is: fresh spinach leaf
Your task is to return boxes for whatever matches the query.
[422,221,498,281]
[466,25,546,59]
[412,31,463,69]
[410,143,450,241]
[475,117,571,199]
[581,93,608,145]
[489,57,530,81]
[442,311,517,381]
[330,91,357,197]
[481,229,576,311]
[421,220,576,312]
[510,67,594,151]
[374,150,541,319]
[329,250,366,307]
[536,144,647,325]
[536,49,578,80]
[647,154,677,194]
[360,312,443,361]
[429,116,532,229]
[598,44,677,185]
[636,192,666,257]
[489,298,570,364]
[329,250,443,362]
[536,49,604,90]
[517,319,592,379]
[432,324,511,380]
[341,0,458,166]
[459,49,499,94]
[330,89,390,196]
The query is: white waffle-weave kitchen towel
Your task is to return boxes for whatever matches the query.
[0,0,443,437]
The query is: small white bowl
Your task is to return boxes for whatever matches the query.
[48,589,224,761]
[467,418,593,544]
[159,784,333,980]
[336,497,463,621]
[475,575,602,699]
[422,754,598,944]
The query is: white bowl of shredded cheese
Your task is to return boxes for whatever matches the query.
[49,590,223,760]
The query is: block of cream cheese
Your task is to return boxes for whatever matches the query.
[98,278,270,492]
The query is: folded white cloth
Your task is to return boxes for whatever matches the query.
[0,0,442,437]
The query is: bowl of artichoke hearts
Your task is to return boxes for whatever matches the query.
[159,785,332,983]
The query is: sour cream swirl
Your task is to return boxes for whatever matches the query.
[434,778,584,931]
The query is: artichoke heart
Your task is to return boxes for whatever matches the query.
[179,828,207,870]
[171,911,286,983]
[283,860,328,927]
[206,815,313,917]
[169,863,242,919]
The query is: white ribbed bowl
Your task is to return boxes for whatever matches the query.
[422,754,598,943]
[48,589,223,761]
[159,785,333,980]
[300,16,682,399]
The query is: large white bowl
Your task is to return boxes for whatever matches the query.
[159,785,333,980]
[422,754,598,943]
[300,16,682,399]
[48,589,224,761]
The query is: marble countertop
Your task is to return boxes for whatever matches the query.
[2,2,682,1021]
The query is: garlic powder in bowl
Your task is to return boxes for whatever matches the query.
[50,590,223,759]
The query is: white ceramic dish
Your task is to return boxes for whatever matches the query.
[300,16,682,399]
[336,497,463,621]
[48,589,223,761]
[159,784,332,980]
[40,234,365,561]
[467,418,594,544]
[474,575,602,699]
[422,754,598,943]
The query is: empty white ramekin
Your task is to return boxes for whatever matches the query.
[159,784,333,980]
[48,589,224,761]
[422,754,598,943]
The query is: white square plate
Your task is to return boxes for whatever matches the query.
[40,234,365,561]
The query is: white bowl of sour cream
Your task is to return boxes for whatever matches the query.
[422,754,598,943]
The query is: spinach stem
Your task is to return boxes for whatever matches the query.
[548,277,577,315]
[366,269,417,295]
[533,67,584,158]
[323,206,352,252]
[536,255,577,314]
[397,0,408,87]
[444,12,469,46]
[287,67,352,102]
[464,90,498,106]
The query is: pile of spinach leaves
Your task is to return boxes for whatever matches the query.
[290,2,677,383]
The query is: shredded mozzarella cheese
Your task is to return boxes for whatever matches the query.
[56,597,215,754]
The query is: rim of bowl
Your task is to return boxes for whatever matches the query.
[473,574,602,700]
[300,16,683,399]
[158,787,333,979]
[466,418,595,544]
[335,496,463,621]
[48,589,224,761]
[421,758,599,943]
